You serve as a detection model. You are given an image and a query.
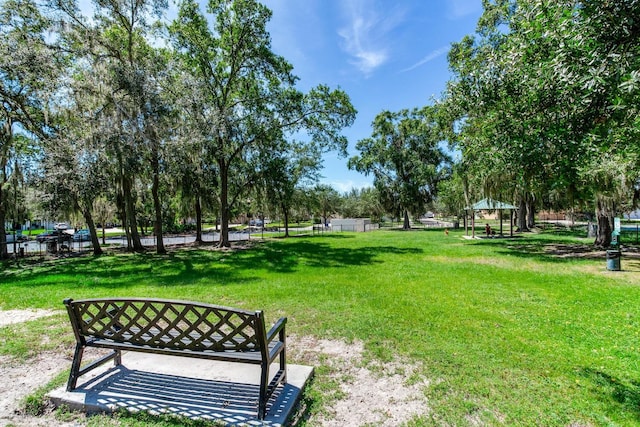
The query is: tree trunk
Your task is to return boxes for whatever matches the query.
[116,189,130,248]
[82,206,103,256]
[403,210,410,230]
[117,180,132,249]
[218,159,230,248]
[517,196,528,232]
[0,186,7,260]
[123,175,144,252]
[283,204,289,237]
[195,196,203,243]
[152,157,165,255]
[594,197,613,247]
[526,195,535,230]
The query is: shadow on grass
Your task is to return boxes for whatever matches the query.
[579,367,640,421]
[1,237,424,288]
[235,239,423,273]
[469,232,609,263]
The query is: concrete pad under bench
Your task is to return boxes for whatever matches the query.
[48,352,313,426]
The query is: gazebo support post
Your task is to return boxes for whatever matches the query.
[465,210,468,236]
[472,210,475,238]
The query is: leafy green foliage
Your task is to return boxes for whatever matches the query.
[349,106,449,228]
[2,0,354,257]
[339,187,384,222]
[0,0,59,259]
[168,0,355,247]
[444,0,640,244]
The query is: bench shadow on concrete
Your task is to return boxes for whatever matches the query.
[50,363,306,426]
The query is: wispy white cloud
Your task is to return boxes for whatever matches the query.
[337,1,405,76]
[325,179,373,193]
[447,0,483,19]
[402,45,450,72]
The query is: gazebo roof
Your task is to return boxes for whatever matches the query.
[467,198,517,210]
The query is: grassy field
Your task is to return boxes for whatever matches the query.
[1,228,640,426]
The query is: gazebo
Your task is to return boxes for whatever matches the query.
[465,198,517,238]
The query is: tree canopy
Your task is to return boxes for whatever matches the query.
[349,106,449,229]
[168,0,355,247]
[0,0,356,256]
[443,0,640,245]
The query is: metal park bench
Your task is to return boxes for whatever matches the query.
[63,297,287,420]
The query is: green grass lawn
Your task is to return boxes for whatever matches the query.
[2,229,640,426]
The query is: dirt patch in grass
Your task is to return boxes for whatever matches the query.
[0,309,75,426]
[0,309,58,327]
[289,336,430,426]
[184,239,262,252]
[0,352,76,427]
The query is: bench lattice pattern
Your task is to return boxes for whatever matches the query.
[76,299,259,352]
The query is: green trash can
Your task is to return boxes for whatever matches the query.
[606,249,621,271]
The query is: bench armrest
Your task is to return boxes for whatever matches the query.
[266,317,287,343]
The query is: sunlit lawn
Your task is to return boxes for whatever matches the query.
[2,228,640,426]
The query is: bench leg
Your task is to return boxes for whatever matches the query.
[258,362,269,420]
[67,343,85,391]
[258,332,288,419]
[258,351,288,420]
[279,354,287,386]
[280,330,287,384]
[67,346,121,391]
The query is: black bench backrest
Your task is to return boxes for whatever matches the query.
[65,298,266,353]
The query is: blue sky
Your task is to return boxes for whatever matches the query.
[262,0,484,192]
[78,0,484,193]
